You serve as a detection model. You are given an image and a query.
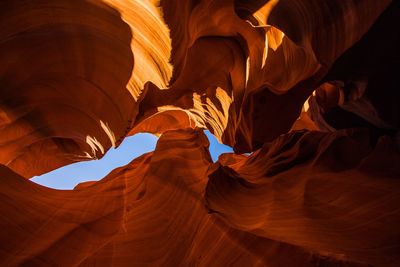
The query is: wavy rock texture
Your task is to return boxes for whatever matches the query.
[0,0,171,177]
[137,0,392,152]
[206,130,400,266]
[0,0,399,266]
[1,129,390,267]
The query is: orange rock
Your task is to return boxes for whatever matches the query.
[2,129,390,266]
[206,129,400,266]
[0,0,399,266]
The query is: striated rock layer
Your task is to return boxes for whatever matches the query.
[0,0,171,177]
[2,129,399,267]
[0,0,399,266]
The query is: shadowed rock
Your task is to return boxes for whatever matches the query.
[0,0,399,266]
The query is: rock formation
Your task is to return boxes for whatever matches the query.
[0,0,399,266]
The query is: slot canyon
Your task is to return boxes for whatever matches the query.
[0,0,400,266]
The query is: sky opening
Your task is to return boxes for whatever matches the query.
[31,130,233,189]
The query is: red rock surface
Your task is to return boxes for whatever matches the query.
[0,0,399,266]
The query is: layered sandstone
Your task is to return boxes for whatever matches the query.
[0,0,399,266]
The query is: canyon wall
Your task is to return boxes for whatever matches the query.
[0,0,399,266]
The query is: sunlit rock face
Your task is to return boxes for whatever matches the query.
[0,0,399,266]
[0,0,171,177]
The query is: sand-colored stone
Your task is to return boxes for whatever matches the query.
[0,0,399,266]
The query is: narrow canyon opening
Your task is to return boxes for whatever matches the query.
[31,131,233,189]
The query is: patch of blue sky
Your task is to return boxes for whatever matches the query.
[31,130,233,189]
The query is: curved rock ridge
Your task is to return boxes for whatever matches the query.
[0,0,394,176]
[0,0,399,266]
[303,1,400,135]
[0,129,390,267]
[0,0,171,177]
[132,0,392,153]
[206,129,400,266]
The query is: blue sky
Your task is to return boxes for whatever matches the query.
[31,130,233,189]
